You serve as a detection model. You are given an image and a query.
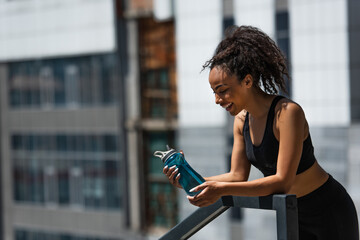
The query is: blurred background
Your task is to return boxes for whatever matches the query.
[0,0,359,239]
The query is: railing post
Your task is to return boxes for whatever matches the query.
[273,195,299,240]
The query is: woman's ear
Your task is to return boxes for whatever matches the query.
[243,74,253,88]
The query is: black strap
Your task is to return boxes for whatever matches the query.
[266,96,285,130]
[243,96,284,131]
[243,95,284,144]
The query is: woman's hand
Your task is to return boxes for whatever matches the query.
[163,165,182,188]
[187,181,223,207]
[162,150,184,189]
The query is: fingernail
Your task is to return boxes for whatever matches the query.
[174,168,178,173]
[177,173,181,178]
[189,187,196,193]
[170,166,176,169]
[164,165,168,169]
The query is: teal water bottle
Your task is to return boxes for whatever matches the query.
[154,145,205,196]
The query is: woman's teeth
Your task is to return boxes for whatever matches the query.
[224,103,233,110]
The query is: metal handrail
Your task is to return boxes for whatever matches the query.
[159,194,298,240]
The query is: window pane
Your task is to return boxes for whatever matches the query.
[104,135,118,152]
[276,11,289,31]
[12,135,23,150]
[105,160,121,209]
[30,158,44,203]
[58,159,70,204]
[83,160,104,208]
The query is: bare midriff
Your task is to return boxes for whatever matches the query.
[287,161,329,198]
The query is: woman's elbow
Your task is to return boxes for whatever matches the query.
[230,171,249,182]
[274,175,294,194]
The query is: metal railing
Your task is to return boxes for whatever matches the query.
[160,194,298,240]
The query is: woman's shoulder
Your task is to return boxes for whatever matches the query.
[276,97,305,116]
[234,110,248,135]
[236,109,247,120]
[275,97,307,127]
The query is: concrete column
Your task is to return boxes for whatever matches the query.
[0,63,13,240]
[124,19,143,232]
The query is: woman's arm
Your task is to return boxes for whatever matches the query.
[188,101,306,207]
[205,111,251,182]
[164,111,251,186]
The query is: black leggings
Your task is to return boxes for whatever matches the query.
[297,175,359,240]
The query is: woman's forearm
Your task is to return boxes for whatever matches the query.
[204,172,248,182]
[218,175,290,197]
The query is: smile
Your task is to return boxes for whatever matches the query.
[222,103,233,111]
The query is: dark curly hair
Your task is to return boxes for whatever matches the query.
[203,25,289,95]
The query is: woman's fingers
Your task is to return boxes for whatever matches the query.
[189,182,206,193]
[169,168,179,183]
[163,165,182,188]
[164,165,177,181]
[163,165,173,175]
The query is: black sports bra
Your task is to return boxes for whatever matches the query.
[243,96,316,177]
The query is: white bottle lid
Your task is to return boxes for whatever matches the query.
[153,145,177,163]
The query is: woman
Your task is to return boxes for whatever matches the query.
[163,25,359,239]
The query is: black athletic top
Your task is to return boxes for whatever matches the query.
[243,96,316,177]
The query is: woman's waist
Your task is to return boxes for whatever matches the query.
[287,161,329,198]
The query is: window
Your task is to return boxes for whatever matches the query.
[141,69,176,119]
[65,65,80,107]
[8,54,118,109]
[11,134,121,210]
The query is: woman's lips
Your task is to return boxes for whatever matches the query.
[223,103,233,111]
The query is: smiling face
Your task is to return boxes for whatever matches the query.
[209,67,251,116]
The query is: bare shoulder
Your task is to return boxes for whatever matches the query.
[274,98,308,138]
[234,109,247,135]
[275,98,305,121]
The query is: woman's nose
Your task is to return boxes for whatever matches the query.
[215,93,221,104]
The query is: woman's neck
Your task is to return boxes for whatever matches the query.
[246,91,276,120]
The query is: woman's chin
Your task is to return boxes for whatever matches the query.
[229,109,240,116]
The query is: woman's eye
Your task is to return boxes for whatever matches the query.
[219,89,228,94]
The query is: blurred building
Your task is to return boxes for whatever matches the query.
[0,0,130,240]
[0,0,179,239]
[0,0,359,240]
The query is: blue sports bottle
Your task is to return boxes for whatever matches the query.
[154,145,205,196]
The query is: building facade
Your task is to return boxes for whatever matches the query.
[0,1,131,240]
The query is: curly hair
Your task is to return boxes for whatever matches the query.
[203,25,289,95]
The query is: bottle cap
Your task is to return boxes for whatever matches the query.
[154,145,177,163]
